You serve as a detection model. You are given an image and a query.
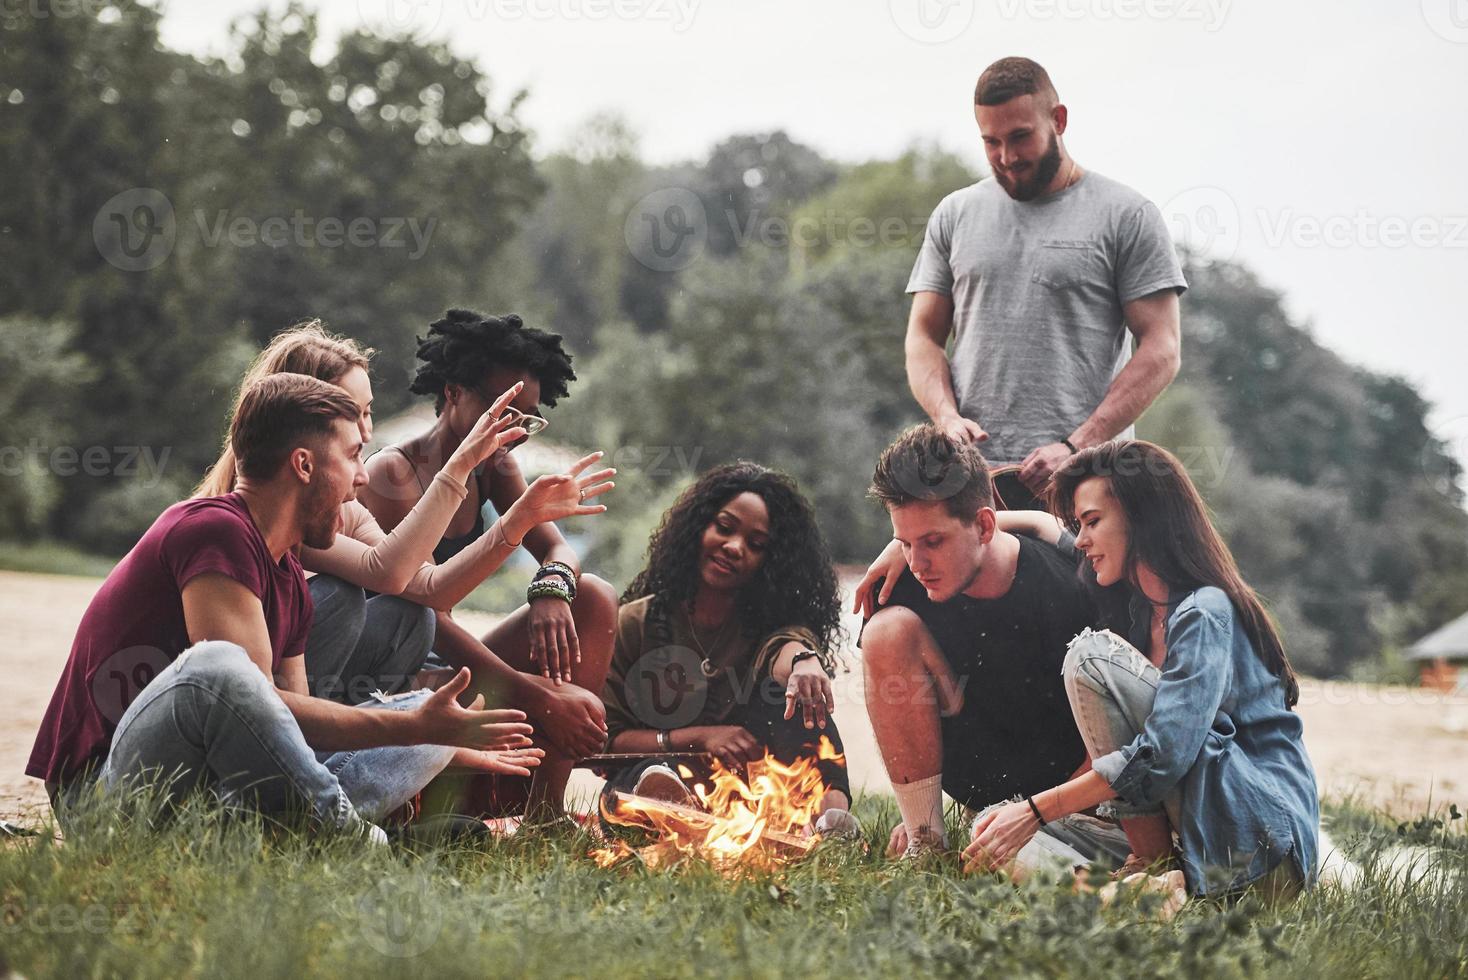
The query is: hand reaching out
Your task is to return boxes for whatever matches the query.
[503,451,616,541]
[783,660,835,730]
[411,667,535,751]
[447,744,546,777]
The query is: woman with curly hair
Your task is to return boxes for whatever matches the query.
[602,462,858,836]
[362,309,620,822]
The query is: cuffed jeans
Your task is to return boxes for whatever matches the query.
[93,640,453,830]
[962,626,1180,879]
[966,804,1132,878]
[1062,628,1305,901]
[1061,628,1182,829]
[305,575,436,705]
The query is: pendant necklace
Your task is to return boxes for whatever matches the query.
[686,604,737,678]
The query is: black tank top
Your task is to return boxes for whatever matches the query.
[383,446,487,564]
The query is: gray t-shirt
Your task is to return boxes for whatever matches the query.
[907,171,1187,465]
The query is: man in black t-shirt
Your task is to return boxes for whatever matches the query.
[862,423,1127,868]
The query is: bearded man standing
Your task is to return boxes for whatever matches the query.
[905,57,1187,504]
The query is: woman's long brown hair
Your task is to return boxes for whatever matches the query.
[193,321,373,497]
[1049,440,1300,708]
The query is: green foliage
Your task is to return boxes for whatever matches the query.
[0,3,542,550]
[0,318,92,539]
[789,145,978,267]
[4,11,1465,677]
[0,539,119,578]
[1145,261,1468,673]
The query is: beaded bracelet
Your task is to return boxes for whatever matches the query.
[532,562,577,600]
[527,579,573,604]
[535,560,576,580]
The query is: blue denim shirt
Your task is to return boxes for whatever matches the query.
[1090,585,1320,896]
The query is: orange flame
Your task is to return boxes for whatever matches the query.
[590,736,844,872]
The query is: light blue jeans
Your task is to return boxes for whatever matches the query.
[1062,628,1182,829]
[968,627,1181,878]
[95,640,454,830]
[305,575,436,705]
[968,805,1132,878]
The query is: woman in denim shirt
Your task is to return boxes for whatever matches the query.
[963,440,1319,899]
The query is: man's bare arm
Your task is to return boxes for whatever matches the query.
[1068,289,1181,449]
[904,291,987,444]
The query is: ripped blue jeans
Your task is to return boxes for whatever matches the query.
[968,628,1179,878]
[91,640,453,830]
[1062,627,1182,830]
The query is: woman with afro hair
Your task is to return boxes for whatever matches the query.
[600,462,859,837]
[362,309,619,823]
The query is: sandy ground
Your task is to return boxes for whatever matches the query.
[3,569,1466,825]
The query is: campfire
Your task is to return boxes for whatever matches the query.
[591,737,844,872]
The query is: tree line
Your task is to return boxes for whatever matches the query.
[3,3,1464,676]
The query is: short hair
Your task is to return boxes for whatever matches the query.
[411,309,576,414]
[869,423,994,521]
[974,56,1059,109]
[229,374,360,482]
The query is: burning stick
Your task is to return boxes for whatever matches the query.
[590,736,841,872]
[577,752,713,770]
[604,791,815,856]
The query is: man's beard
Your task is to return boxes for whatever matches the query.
[301,485,342,550]
[996,131,1063,202]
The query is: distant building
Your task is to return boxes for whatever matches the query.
[1408,613,1468,693]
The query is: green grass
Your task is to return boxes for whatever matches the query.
[2,794,1465,979]
[0,540,119,578]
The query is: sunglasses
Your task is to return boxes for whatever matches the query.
[497,405,549,450]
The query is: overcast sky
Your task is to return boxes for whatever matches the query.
[159,0,1468,468]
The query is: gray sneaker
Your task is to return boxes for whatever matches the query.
[633,764,699,808]
[900,825,949,862]
[813,807,864,840]
[348,818,389,847]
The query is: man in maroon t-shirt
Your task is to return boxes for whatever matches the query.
[29,374,538,835]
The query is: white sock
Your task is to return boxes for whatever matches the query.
[893,774,946,845]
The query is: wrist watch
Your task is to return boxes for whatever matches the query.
[790,650,821,670]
